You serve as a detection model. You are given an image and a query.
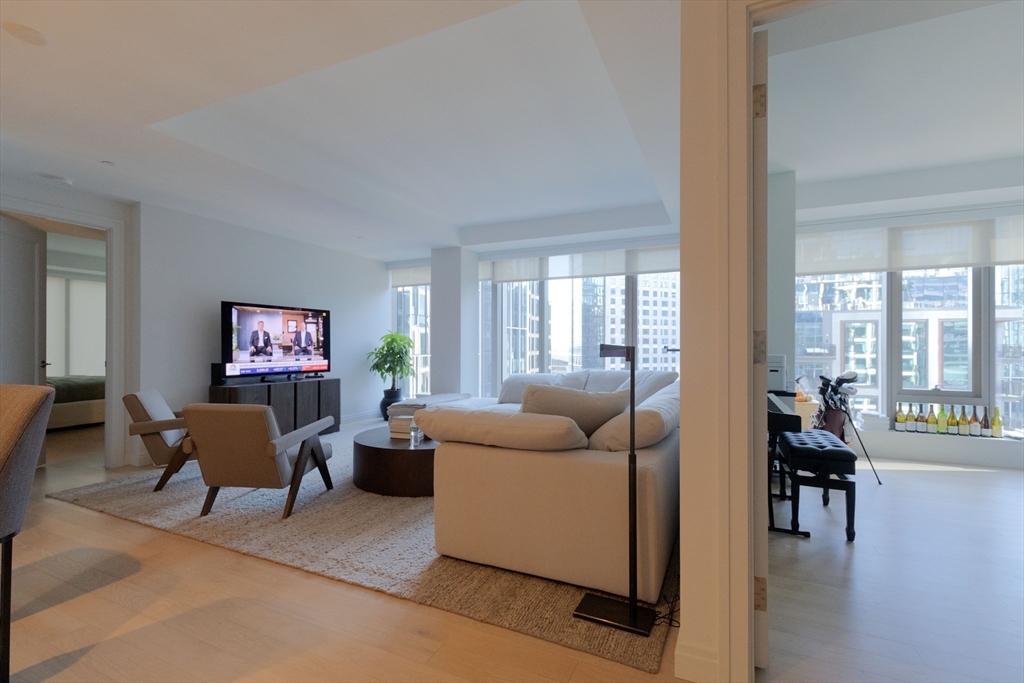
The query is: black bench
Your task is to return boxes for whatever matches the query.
[779,430,857,542]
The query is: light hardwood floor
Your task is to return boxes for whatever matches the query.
[10,426,1024,682]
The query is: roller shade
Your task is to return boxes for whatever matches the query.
[490,247,680,283]
[390,266,431,287]
[796,216,1024,276]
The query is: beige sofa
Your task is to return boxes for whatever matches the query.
[417,371,679,604]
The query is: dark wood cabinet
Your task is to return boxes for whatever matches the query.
[209,378,340,434]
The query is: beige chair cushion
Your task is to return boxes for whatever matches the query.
[582,370,631,392]
[618,370,679,405]
[519,385,630,437]
[183,404,291,489]
[496,371,589,404]
[414,407,588,451]
[589,381,680,452]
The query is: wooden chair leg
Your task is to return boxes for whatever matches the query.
[2,534,13,683]
[200,487,220,517]
[283,442,312,519]
[153,447,190,492]
[309,436,333,491]
[845,483,856,542]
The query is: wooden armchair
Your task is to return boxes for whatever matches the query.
[181,404,334,519]
[123,390,190,491]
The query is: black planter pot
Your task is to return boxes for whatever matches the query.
[380,388,403,420]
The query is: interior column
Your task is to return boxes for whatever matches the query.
[429,247,479,395]
[768,171,796,384]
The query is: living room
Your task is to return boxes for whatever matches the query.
[1,1,1022,682]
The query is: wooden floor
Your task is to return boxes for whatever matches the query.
[759,458,1024,683]
[9,426,1024,682]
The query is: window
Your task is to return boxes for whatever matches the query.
[394,285,430,397]
[637,271,680,373]
[901,268,972,392]
[995,264,1024,437]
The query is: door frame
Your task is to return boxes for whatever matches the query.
[676,1,813,681]
[0,192,130,469]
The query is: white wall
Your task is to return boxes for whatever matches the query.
[768,171,796,379]
[68,279,106,375]
[137,203,390,416]
[46,276,68,377]
[429,246,479,395]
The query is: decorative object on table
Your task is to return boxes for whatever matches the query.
[389,415,413,439]
[572,343,657,637]
[367,332,415,420]
[1,384,56,683]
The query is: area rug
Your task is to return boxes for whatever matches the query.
[48,420,676,672]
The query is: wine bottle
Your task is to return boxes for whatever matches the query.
[894,403,906,432]
[926,405,937,434]
[981,407,991,438]
[906,404,916,431]
[948,406,959,436]
[936,404,948,434]
[992,407,1003,438]
[959,405,970,436]
[917,403,928,433]
[969,406,981,436]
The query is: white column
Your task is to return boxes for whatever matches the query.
[768,171,796,381]
[430,247,479,395]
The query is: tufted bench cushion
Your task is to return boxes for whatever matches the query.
[779,429,856,475]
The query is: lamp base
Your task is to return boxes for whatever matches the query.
[572,593,657,637]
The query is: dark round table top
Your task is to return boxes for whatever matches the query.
[353,425,437,452]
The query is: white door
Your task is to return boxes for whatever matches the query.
[0,214,48,386]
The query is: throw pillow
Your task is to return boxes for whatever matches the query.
[414,407,588,451]
[589,381,679,451]
[519,385,630,437]
[496,370,589,404]
[617,370,679,405]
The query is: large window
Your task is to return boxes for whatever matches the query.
[637,272,679,373]
[794,272,885,412]
[901,267,972,392]
[995,264,1024,437]
[394,284,430,397]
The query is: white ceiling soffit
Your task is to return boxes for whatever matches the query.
[767,1,1024,187]
[149,1,674,259]
[47,231,107,258]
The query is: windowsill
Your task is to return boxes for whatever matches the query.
[850,429,1024,470]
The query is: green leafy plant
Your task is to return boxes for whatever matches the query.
[367,332,415,390]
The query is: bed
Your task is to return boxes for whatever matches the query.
[45,375,106,429]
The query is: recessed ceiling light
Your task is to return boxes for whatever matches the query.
[101,160,115,166]
[2,22,50,46]
[38,173,72,186]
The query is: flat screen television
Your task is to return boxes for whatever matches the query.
[220,301,330,379]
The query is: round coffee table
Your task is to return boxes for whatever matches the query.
[352,426,437,497]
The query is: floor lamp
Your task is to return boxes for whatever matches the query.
[572,343,657,637]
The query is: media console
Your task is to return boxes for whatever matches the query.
[209,377,340,435]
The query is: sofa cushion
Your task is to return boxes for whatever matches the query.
[618,370,679,405]
[582,370,631,393]
[414,407,588,451]
[589,381,679,451]
[497,371,589,404]
[519,385,630,437]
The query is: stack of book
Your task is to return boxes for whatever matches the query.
[389,415,413,439]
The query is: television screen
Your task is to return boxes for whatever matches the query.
[221,301,330,378]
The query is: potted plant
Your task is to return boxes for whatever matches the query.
[367,332,415,419]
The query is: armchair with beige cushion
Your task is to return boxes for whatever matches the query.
[123,390,191,492]
[181,404,334,519]
[1,384,55,682]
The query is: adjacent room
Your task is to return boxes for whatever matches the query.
[0,1,1020,682]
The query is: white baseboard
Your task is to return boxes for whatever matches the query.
[674,642,724,682]
[336,410,382,428]
[852,430,1023,470]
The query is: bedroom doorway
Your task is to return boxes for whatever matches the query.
[2,211,109,467]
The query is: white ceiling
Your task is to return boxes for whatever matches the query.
[1,0,1020,263]
[767,0,1024,183]
[0,0,680,263]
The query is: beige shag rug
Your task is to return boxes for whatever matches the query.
[48,419,676,673]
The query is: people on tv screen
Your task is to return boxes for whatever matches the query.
[249,320,273,357]
[293,328,314,356]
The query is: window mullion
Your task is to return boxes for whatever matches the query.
[625,274,638,348]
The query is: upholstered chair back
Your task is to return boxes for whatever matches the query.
[123,390,185,466]
[0,385,55,539]
[182,404,292,490]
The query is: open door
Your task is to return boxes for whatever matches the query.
[0,214,48,464]
[752,29,770,669]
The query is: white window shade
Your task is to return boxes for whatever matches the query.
[796,216,1024,276]
[390,266,431,287]
[490,247,679,282]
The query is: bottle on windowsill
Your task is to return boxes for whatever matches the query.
[948,406,960,436]
[894,403,906,432]
[926,405,937,434]
[936,404,948,434]
[992,407,1003,438]
[917,404,927,434]
[969,406,981,436]
[981,407,992,438]
[959,405,971,436]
